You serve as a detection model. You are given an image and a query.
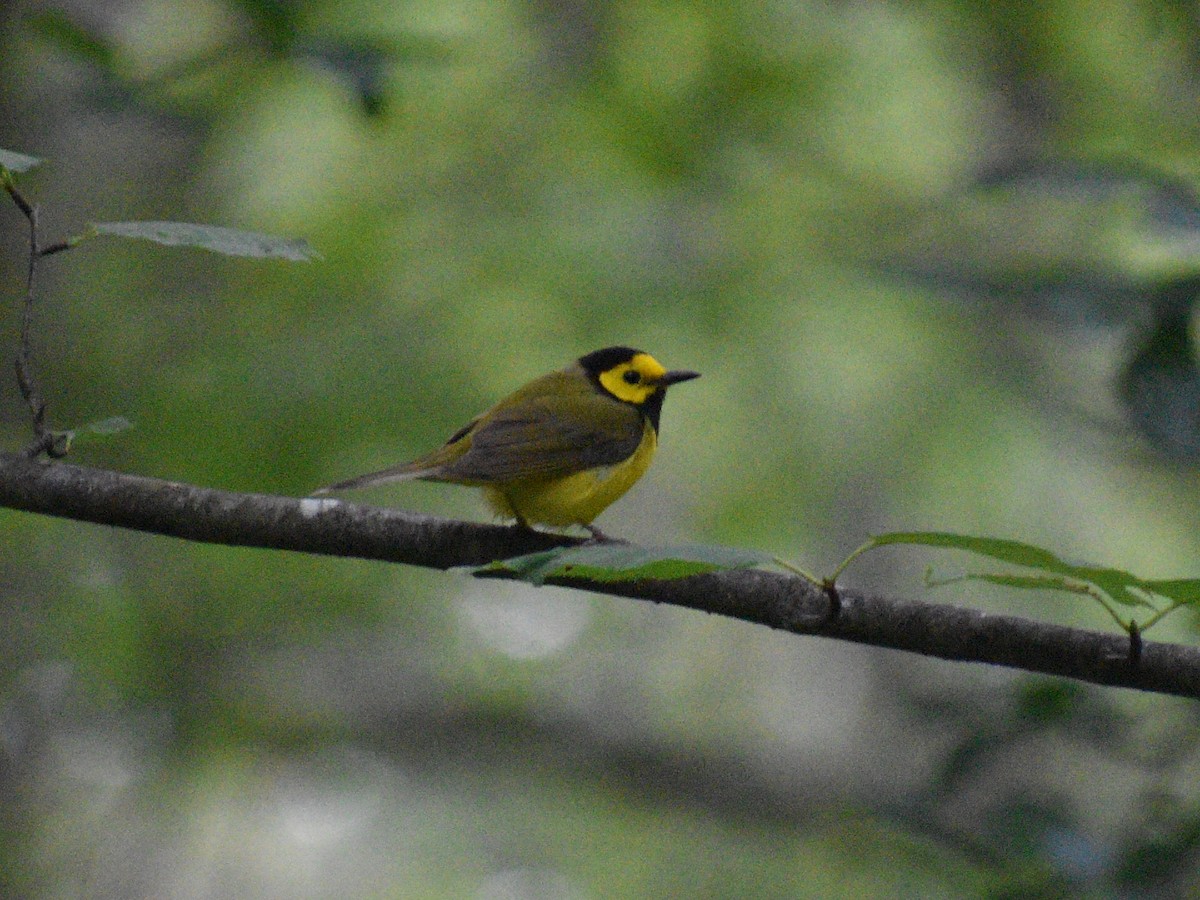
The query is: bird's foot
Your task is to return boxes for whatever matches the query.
[583,524,626,544]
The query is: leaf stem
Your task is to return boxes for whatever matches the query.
[826,538,877,584]
[771,556,825,586]
[1136,599,1187,633]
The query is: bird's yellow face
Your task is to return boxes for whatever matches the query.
[597,352,670,405]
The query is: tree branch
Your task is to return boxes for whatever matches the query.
[2,452,1199,699]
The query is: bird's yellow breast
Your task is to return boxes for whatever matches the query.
[483,420,658,526]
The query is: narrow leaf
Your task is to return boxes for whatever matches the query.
[478,543,773,586]
[853,531,1187,613]
[81,416,133,436]
[0,149,43,173]
[1139,578,1200,607]
[56,416,134,449]
[865,532,1070,571]
[473,549,562,582]
[92,221,317,261]
[926,571,1156,612]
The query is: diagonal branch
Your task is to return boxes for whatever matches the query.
[1,452,1199,699]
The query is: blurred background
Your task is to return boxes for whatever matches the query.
[4,0,1200,896]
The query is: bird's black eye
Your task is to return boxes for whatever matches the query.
[623,370,641,384]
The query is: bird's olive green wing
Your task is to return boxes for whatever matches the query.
[315,367,644,493]
[429,372,645,484]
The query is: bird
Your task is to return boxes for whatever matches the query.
[314,346,699,538]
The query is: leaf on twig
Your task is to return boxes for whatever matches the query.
[834,530,1200,632]
[477,542,774,586]
[91,221,318,261]
[0,149,44,173]
[79,416,134,437]
[57,416,135,452]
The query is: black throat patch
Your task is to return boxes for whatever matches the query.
[640,388,666,432]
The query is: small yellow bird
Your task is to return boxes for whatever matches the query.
[316,346,699,536]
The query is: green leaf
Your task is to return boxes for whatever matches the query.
[925,571,1156,613]
[1139,578,1200,607]
[0,149,43,173]
[835,531,1200,634]
[478,543,774,586]
[854,531,1159,608]
[57,416,134,450]
[80,416,134,436]
[91,221,318,261]
[865,532,1069,570]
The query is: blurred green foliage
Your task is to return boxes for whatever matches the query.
[5,0,1200,896]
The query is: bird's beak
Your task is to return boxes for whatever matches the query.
[660,369,700,387]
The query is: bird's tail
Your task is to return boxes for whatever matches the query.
[311,463,440,495]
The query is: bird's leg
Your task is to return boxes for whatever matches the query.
[583,523,625,544]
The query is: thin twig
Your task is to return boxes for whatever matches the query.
[4,175,63,458]
[38,240,72,257]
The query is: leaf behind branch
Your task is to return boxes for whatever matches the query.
[477,543,774,586]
